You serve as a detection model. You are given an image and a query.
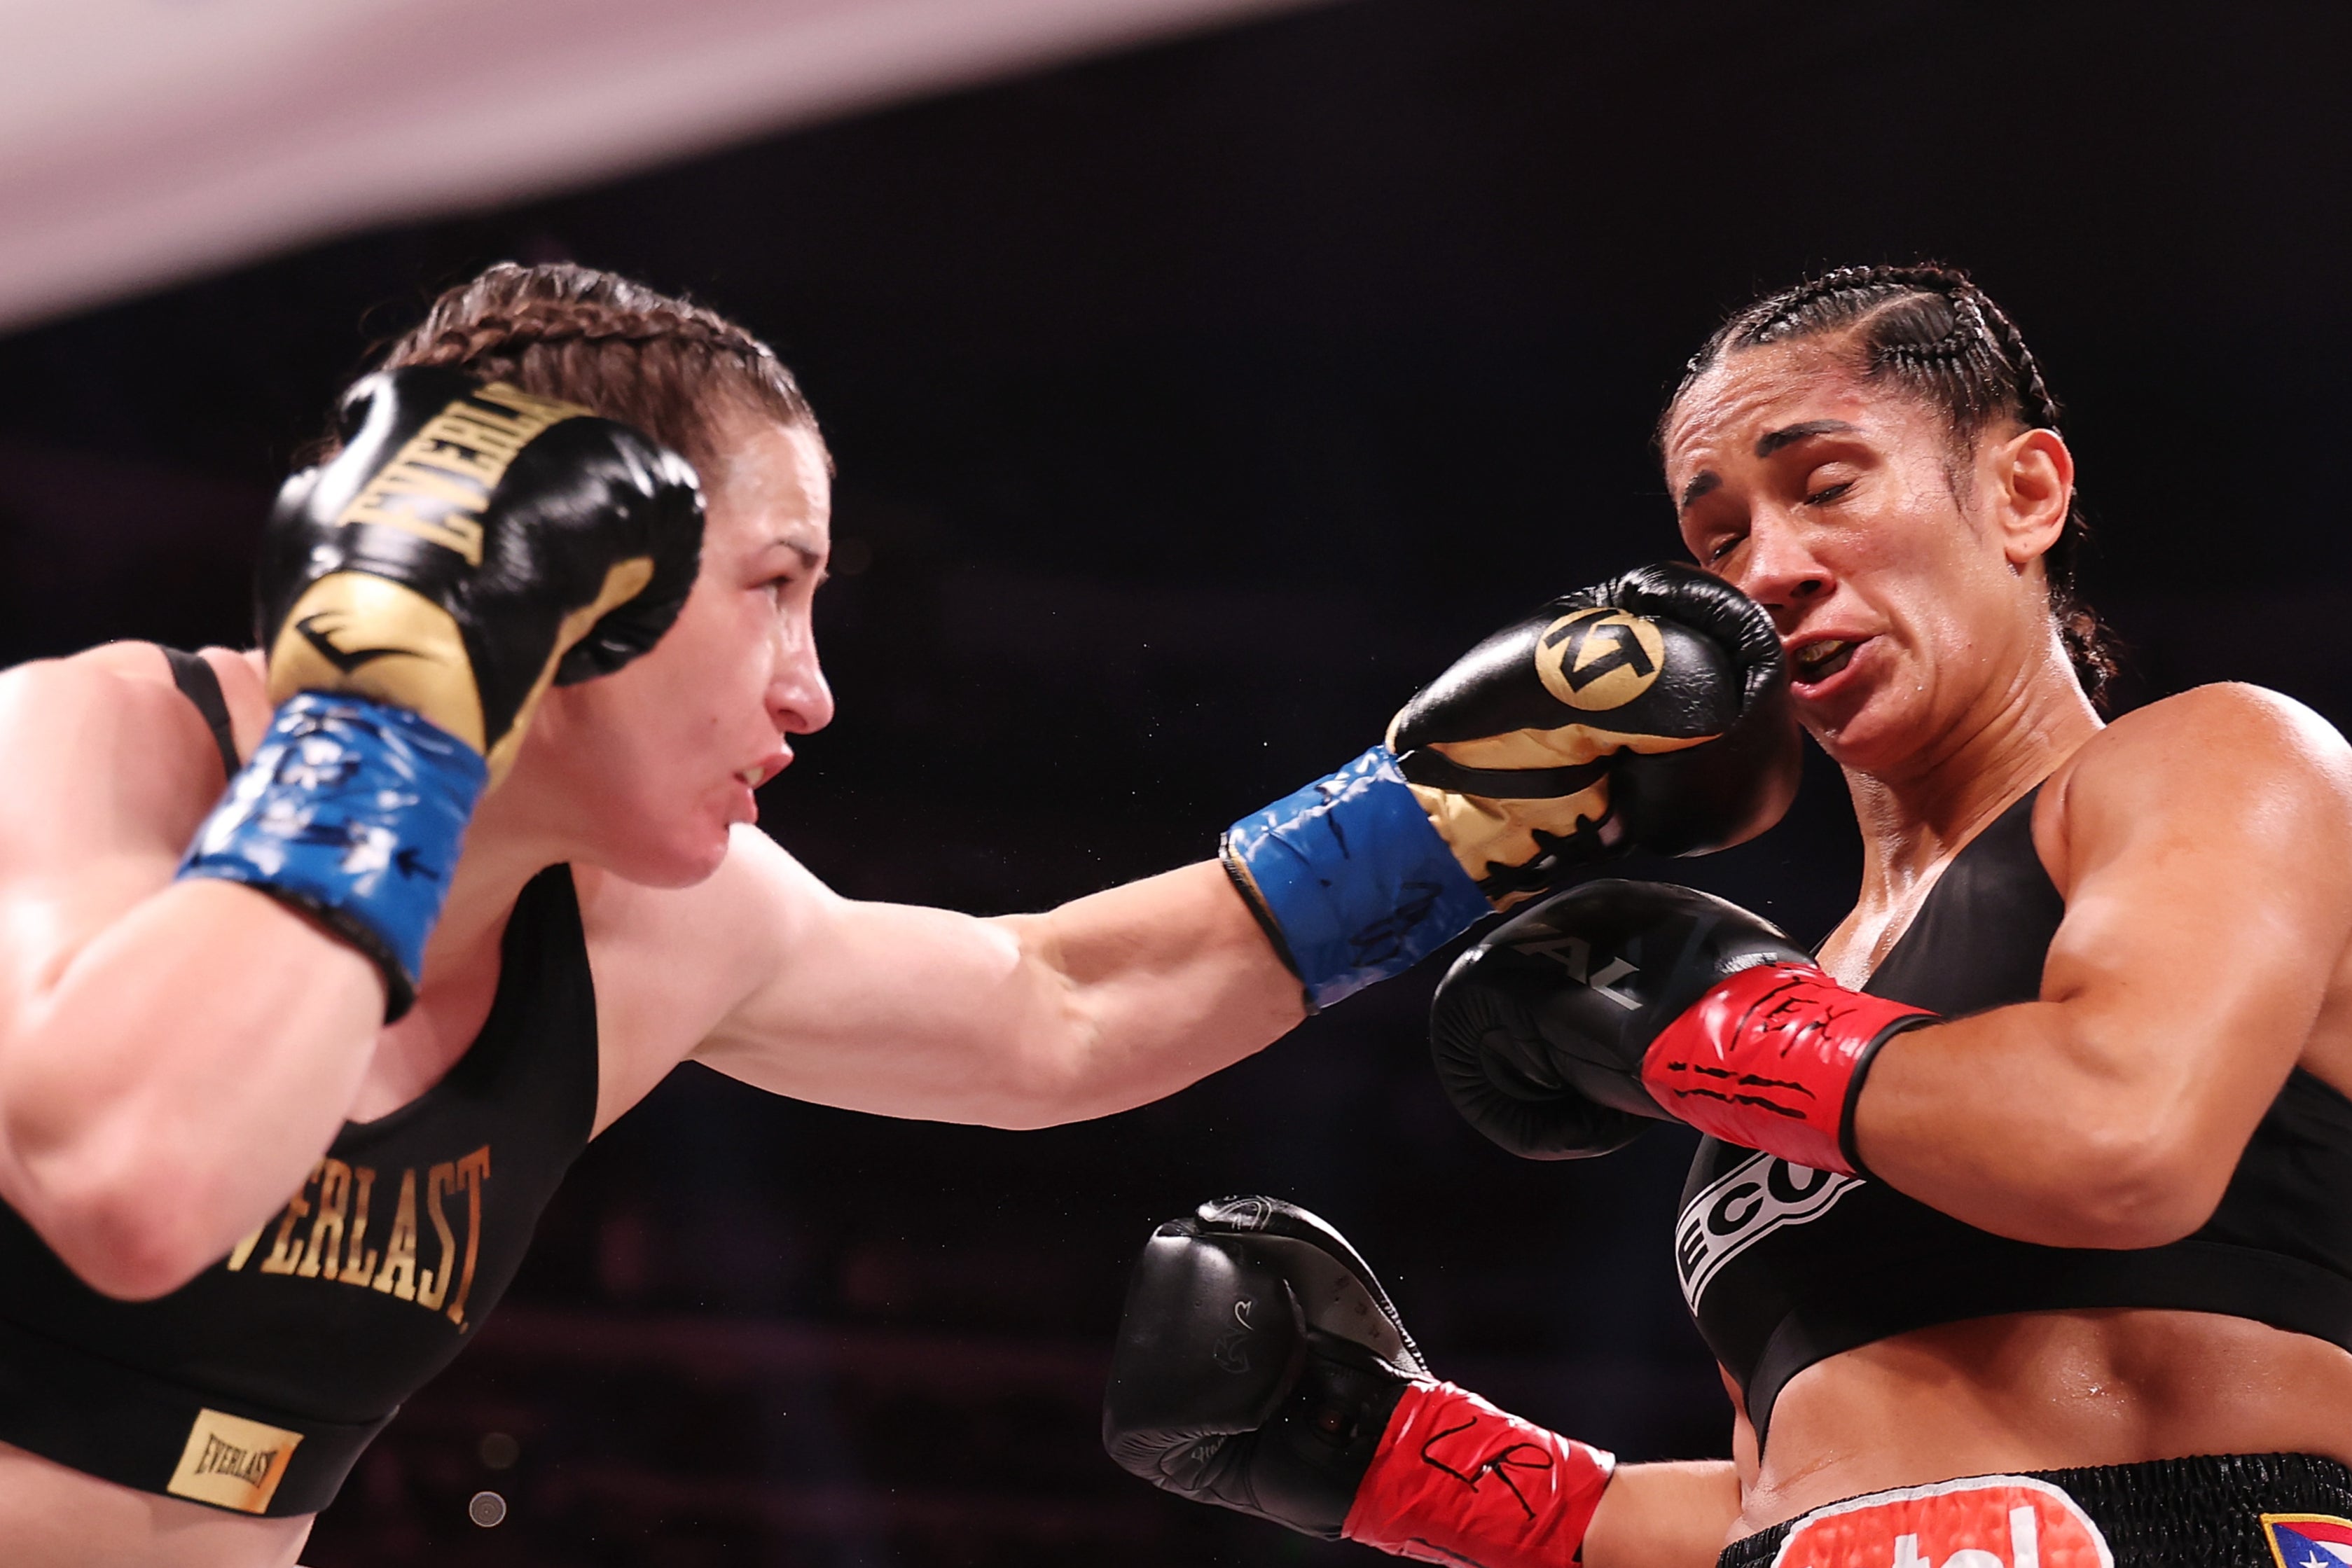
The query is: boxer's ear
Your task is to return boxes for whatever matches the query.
[1990,425,2073,572]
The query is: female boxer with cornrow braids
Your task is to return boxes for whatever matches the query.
[0,249,1795,1566]
[1674,264,2117,701]
[1113,263,2352,1568]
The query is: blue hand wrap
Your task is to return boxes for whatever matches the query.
[1222,746,1491,1011]
[178,692,487,1020]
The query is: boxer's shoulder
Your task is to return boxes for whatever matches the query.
[0,640,174,713]
[0,644,242,861]
[2074,681,2345,773]
[1,639,245,727]
[575,823,829,955]
[2107,681,2344,748]
[572,826,836,1130]
[2040,683,2352,869]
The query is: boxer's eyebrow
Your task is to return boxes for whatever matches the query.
[1756,419,1857,457]
[766,534,824,571]
[1678,471,1721,511]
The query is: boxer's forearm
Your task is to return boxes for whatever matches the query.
[0,880,381,1298]
[692,850,1301,1128]
[992,859,1304,1123]
[1582,1461,1742,1568]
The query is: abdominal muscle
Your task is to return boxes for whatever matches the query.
[1731,1307,2352,1536]
[0,1441,310,1568]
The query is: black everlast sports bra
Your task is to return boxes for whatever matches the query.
[0,652,600,1516]
[1677,784,2352,1445]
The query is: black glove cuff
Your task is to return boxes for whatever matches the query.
[1836,1012,1939,1179]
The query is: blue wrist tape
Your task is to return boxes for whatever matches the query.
[1222,745,1492,1011]
[178,692,487,1020]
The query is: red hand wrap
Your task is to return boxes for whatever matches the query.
[1342,1380,1614,1568]
[1640,962,1934,1174]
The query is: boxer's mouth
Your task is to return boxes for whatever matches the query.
[738,751,791,789]
[1790,637,1859,682]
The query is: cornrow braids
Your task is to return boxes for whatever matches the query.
[1663,263,2116,705]
[353,263,818,475]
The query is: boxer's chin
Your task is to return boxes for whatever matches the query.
[1798,666,1916,774]
[651,822,738,889]
[590,801,738,889]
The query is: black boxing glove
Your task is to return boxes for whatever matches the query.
[179,368,703,1016]
[1104,1196,1614,1564]
[1431,881,1936,1169]
[1222,564,1797,1009]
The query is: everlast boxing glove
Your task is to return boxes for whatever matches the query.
[1430,881,1937,1169]
[1222,563,1797,1010]
[179,368,703,1017]
[1104,1196,1615,1565]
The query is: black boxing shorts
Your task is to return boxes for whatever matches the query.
[1715,1453,2352,1568]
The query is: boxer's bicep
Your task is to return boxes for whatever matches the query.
[2040,686,2352,1149]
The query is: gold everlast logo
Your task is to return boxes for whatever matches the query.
[334,381,589,564]
[1535,608,1668,712]
[224,1144,491,1330]
[167,1408,303,1513]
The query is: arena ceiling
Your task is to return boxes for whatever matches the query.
[0,0,1333,331]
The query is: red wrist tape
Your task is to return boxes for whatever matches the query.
[1343,1381,1614,1568]
[1640,962,1934,1174]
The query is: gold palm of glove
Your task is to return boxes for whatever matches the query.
[1400,723,1715,900]
[265,558,653,788]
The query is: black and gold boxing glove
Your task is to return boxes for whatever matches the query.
[1222,562,1797,1008]
[254,366,703,779]
[1387,562,1799,906]
[180,368,704,1015]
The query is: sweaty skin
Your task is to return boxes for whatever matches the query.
[0,408,1305,1566]
[1577,341,2352,1566]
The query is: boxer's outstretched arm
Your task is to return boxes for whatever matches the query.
[0,655,384,1299]
[653,828,1302,1128]
[643,566,1796,1129]
[1852,683,2352,1249]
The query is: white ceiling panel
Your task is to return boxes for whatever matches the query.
[0,0,1333,330]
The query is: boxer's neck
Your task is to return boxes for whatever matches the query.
[1843,641,2100,908]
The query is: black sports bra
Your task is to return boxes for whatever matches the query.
[1677,785,2352,1443]
[0,651,601,1516]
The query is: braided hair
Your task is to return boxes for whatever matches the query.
[1666,264,2115,703]
[362,262,817,473]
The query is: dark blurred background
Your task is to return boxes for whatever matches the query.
[3,1,2348,1562]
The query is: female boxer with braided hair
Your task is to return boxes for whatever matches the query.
[0,259,1797,1564]
[1109,265,2352,1567]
